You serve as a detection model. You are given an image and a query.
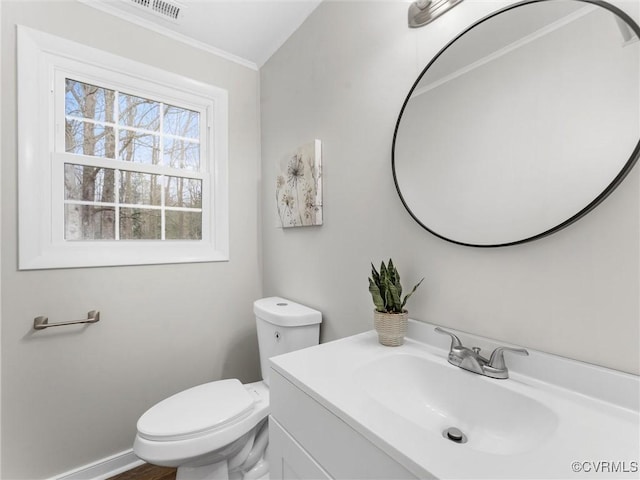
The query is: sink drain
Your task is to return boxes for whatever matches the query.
[443,427,467,444]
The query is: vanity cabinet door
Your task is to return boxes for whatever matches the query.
[269,369,419,479]
[269,417,332,480]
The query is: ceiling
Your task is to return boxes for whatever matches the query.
[83,0,323,69]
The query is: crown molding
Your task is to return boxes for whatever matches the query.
[77,0,259,71]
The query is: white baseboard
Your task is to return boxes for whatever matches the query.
[48,449,144,480]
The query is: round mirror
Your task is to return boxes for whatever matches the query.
[393,0,640,247]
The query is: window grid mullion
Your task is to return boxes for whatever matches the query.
[64,116,201,144]
[63,198,202,212]
[161,176,167,241]
[56,153,204,180]
[115,170,121,241]
[114,92,121,240]
[160,103,166,240]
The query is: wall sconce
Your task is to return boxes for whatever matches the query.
[408,0,464,28]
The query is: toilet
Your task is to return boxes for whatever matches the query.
[133,297,322,480]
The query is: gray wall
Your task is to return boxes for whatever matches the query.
[260,0,639,374]
[1,2,261,478]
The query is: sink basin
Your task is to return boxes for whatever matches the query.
[356,353,558,455]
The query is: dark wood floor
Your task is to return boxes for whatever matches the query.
[107,463,177,480]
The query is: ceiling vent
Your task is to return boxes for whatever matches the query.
[128,0,183,23]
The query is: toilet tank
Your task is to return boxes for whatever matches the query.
[254,297,321,386]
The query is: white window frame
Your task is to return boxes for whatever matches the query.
[18,26,229,269]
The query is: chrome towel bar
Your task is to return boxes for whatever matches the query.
[33,310,100,330]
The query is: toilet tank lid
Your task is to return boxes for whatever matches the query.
[254,297,322,326]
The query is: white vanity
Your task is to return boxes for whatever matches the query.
[268,320,639,479]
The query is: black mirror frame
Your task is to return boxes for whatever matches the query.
[392,0,640,248]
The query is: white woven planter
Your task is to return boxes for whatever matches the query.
[374,310,408,346]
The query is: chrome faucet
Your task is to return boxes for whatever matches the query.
[435,327,528,379]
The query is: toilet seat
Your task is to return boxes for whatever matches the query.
[138,379,255,442]
[134,380,270,468]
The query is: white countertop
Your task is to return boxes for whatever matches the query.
[270,320,640,479]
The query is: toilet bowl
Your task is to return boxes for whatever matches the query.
[135,380,270,479]
[133,297,322,480]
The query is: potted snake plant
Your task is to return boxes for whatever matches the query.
[368,259,423,346]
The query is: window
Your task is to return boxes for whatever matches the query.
[64,79,204,241]
[18,26,228,269]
